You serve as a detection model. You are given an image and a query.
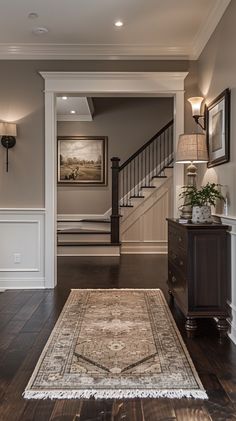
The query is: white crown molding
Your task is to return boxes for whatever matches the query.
[0,1,231,61]
[0,43,189,60]
[191,0,231,59]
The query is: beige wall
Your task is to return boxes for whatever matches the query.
[196,1,236,216]
[0,60,189,209]
[57,97,173,214]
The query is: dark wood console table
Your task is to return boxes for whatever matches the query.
[167,218,230,339]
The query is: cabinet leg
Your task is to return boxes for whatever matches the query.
[216,317,228,342]
[185,317,197,338]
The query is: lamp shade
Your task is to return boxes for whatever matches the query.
[188,97,204,116]
[176,133,208,163]
[0,122,17,136]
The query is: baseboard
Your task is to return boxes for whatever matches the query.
[121,241,167,254]
[0,277,46,289]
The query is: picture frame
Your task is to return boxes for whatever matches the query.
[206,88,230,168]
[57,136,108,185]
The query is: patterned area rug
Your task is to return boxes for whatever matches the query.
[23,289,207,400]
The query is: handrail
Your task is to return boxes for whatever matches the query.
[119,119,174,171]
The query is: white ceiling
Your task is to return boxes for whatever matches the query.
[0,0,231,60]
[56,97,94,121]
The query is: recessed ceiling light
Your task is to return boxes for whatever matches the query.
[114,20,123,27]
[62,96,68,100]
[70,110,76,114]
[28,12,38,19]
[32,27,49,35]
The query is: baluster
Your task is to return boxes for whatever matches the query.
[137,155,140,195]
[122,169,125,206]
[134,158,136,196]
[148,145,151,185]
[144,148,146,186]
[129,162,131,205]
[126,166,128,206]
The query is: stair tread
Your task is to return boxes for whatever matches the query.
[120,205,134,208]
[57,229,111,234]
[57,219,110,223]
[58,242,120,246]
[152,175,167,179]
[130,195,145,198]
[141,186,156,189]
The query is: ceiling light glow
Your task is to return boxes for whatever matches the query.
[70,110,76,114]
[115,20,123,27]
[62,96,68,100]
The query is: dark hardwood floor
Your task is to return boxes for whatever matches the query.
[0,255,236,421]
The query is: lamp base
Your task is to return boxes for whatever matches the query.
[179,162,197,221]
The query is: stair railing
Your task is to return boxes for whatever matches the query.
[110,119,174,244]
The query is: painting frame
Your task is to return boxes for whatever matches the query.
[57,136,108,186]
[206,88,230,168]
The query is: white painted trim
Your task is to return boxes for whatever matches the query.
[0,219,41,272]
[40,71,187,287]
[0,208,45,213]
[58,214,106,220]
[0,44,189,60]
[191,0,231,59]
[57,115,93,122]
[0,278,45,289]
[0,0,231,63]
[214,214,236,345]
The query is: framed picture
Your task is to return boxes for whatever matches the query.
[206,88,230,168]
[57,136,108,185]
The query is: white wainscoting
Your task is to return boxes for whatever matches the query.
[217,215,236,345]
[0,209,45,289]
[121,178,173,254]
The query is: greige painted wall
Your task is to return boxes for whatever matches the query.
[196,1,236,215]
[0,60,189,209]
[57,97,173,214]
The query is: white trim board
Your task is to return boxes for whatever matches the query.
[40,71,187,288]
[215,214,236,345]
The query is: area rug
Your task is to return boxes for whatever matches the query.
[23,289,207,400]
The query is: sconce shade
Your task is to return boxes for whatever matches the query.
[0,122,17,137]
[188,97,204,116]
[176,133,208,163]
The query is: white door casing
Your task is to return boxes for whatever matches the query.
[40,71,187,288]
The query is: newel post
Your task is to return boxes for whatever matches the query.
[111,157,120,244]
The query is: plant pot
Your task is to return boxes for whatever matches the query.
[192,205,212,224]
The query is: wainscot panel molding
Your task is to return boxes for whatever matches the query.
[216,214,236,344]
[0,209,45,289]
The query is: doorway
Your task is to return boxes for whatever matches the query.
[40,71,187,288]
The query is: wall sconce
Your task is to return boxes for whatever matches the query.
[0,122,17,172]
[188,97,206,130]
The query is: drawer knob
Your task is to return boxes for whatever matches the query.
[179,260,184,266]
[178,236,182,243]
[172,275,177,283]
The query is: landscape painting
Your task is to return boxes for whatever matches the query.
[58,136,107,185]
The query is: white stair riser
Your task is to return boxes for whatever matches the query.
[58,222,110,231]
[57,233,110,242]
[57,245,120,256]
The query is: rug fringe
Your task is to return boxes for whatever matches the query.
[23,389,208,400]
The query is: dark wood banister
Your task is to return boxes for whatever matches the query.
[119,119,174,171]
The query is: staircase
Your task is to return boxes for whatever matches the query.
[57,119,174,256]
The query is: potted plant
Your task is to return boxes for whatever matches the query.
[179,183,225,223]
